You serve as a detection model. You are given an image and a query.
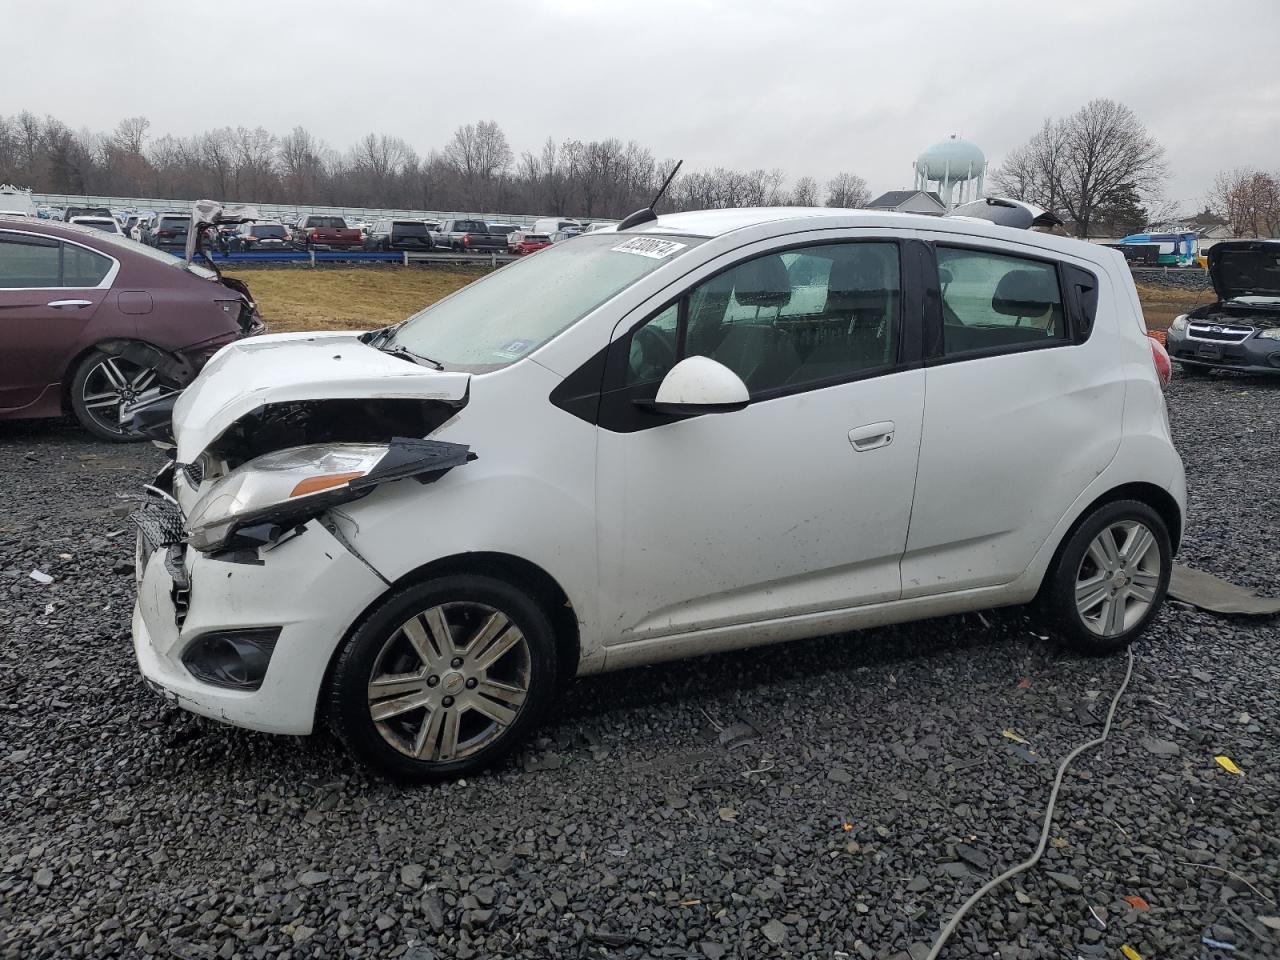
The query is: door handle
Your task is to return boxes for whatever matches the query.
[848,421,895,452]
[47,299,93,309]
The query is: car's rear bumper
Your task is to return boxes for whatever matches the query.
[1167,330,1280,374]
[132,523,387,735]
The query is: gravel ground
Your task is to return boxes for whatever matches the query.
[1,373,1277,960]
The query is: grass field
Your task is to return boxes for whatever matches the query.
[229,267,1212,335]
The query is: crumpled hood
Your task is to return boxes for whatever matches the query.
[173,331,471,463]
[1208,240,1280,303]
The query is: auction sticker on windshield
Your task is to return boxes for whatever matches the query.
[611,237,687,259]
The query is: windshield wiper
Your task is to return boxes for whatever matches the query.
[363,321,405,349]
[381,344,444,370]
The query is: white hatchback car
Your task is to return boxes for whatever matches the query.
[131,205,1185,781]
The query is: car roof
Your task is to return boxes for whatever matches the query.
[628,206,1110,263]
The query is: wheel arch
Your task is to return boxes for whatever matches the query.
[1037,480,1183,600]
[315,550,582,728]
[62,338,196,412]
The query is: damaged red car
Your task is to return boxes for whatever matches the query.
[0,214,263,440]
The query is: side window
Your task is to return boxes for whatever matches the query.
[62,244,111,287]
[0,235,61,288]
[625,242,901,396]
[935,247,1066,358]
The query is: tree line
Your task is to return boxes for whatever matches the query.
[3,103,1270,238]
[0,112,869,218]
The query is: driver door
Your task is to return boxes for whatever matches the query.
[593,236,927,652]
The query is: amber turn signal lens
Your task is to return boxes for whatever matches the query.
[289,471,366,498]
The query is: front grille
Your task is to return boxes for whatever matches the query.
[1187,322,1253,342]
[131,498,186,554]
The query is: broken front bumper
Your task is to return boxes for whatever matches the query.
[131,515,387,736]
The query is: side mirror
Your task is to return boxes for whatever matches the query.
[638,356,749,416]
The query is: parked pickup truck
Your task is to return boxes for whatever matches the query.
[291,214,363,250]
[434,219,509,253]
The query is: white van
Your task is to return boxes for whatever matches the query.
[0,184,37,218]
[531,217,583,238]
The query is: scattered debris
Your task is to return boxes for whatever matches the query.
[1001,729,1029,744]
[1214,755,1244,775]
[27,570,53,585]
[1121,945,1143,960]
[1122,894,1150,911]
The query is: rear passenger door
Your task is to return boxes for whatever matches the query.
[0,233,113,411]
[594,236,928,646]
[901,237,1120,596]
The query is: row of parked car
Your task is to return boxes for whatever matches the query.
[0,187,616,258]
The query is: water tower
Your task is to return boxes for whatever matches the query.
[914,136,986,210]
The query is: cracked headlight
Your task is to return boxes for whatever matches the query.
[1256,327,1280,340]
[1169,314,1189,334]
[185,443,390,553]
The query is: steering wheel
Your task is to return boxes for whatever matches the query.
[631,324,677,382]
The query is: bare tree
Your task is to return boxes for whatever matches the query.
[787,176,820,206]
[113,116,150,155]
[443,120,512,208]
[824,172,870,208]
[1208,167,1280,237]
[998,101,1164,237]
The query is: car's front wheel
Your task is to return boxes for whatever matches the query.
[1040,499,1171,654]
[327,574,558,782]
[69,348,179,442]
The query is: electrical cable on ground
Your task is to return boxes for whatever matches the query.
[925,645,1137,960]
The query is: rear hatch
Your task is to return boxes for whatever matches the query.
[390,221,433,247]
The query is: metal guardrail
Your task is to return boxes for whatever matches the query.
[203,249,518,267]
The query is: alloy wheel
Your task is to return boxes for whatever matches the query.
[1074,520,1162,637]
[367,601,532,762]
[80,356,176,436]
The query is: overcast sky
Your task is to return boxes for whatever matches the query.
[5,0,1278,210]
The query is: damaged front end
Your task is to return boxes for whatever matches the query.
[133,435,474,575]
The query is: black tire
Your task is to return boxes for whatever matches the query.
[1178,362,1211,377]
[1039,499,1171,655]
[69,348,168,443]
[327,574,559,783]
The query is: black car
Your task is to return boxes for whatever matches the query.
[1166,240,1280,376]
[363,219,435,252]
[143,213,191,252]
[227,221,291,252]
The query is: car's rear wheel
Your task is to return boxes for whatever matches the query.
[69,348,179,442]
[1040,499,1171,654]
[327,574,558,782]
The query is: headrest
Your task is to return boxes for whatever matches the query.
[992,269,1057,316]
[732,255,791,308]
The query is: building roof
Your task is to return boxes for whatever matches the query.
[867,190,945,210]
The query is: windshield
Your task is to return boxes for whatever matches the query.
[250,224,288,238]
[309,216,347,229]
[387,233,704,372]
[77,219,117,232]
[159,217,190,231]
[488,224,517,234]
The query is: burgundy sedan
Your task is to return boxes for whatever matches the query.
[0,216,263,440]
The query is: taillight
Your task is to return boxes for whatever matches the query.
[1148,335,1171,388]
[462,234,470,247]
[246,235,257,241]
[157,229,173,237]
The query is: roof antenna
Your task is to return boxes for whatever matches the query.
[615,159,682,231]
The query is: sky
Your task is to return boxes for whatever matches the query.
[4,0,1278,211]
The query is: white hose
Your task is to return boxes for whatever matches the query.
[926,645,1137,960]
